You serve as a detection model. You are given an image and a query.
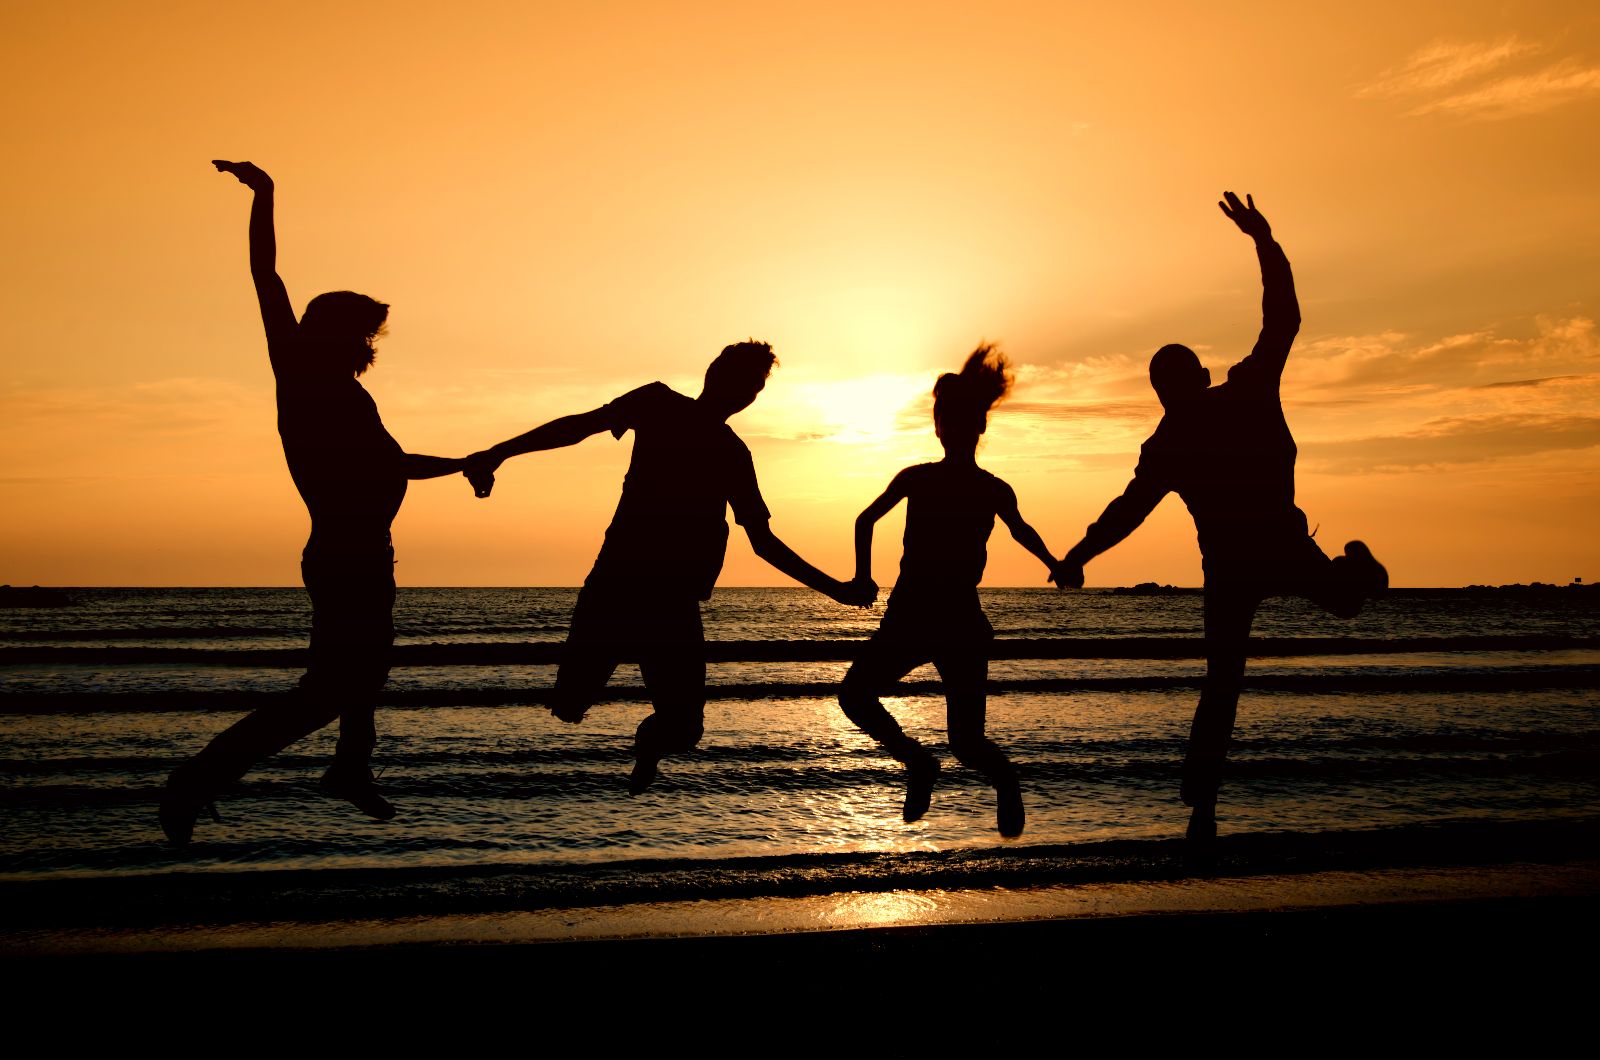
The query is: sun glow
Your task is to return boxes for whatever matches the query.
[770,372,934,447]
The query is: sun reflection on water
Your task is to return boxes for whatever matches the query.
[819,890,948,930]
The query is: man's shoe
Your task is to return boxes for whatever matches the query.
[319,768,397,821]
[1342,540,1388,595]
[996,781,1025,838]
[158,767,219,848]
[551,702,588,724]
[628,756,660,796]
[902,753,941,823]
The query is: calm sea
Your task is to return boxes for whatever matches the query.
[2,587,1597,891]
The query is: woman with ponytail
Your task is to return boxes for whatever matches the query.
[841,344,1068,837]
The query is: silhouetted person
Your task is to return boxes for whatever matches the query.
[1056,192,1388,847]
[158,161,468,846]
[464,342,869,793]
[842,346,1067,837]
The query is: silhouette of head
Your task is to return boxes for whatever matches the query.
[933,343,1013,452]
[1149,343,1211,408]
[300,291,389,376]
[701,339,776,417]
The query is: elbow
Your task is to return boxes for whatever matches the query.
[745,524,777,557]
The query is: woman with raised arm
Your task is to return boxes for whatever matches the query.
[158,161,467,846]
[841,345,1067,837]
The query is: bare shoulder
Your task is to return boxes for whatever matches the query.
[981,468,1019,507]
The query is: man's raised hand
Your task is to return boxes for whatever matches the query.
[1218,191,1271,241]
[212,160,273,192]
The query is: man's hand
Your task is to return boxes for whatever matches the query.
[838,575,878,609]
[1219,191,1271,241]
[1049,558,1084,589]
[463,451,501,499]
[213,160,274,192]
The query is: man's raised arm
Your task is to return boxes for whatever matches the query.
[213,161,296,358]
[1220,191,1300,388]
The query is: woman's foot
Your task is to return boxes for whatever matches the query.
[902,753,941,823]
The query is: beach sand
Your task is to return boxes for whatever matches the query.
[7,858,1595,1045]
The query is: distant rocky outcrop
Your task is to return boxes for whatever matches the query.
[0,585,75,608]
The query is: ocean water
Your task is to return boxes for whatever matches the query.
[1,587,1597,886]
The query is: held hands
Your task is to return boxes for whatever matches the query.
[463,451,501,499]
[212,160,273,192]
[1218,191,1271,242]
[837,575,878,609]
[1049,557,1084,589]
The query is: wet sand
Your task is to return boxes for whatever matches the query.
[9,879,1594,1046]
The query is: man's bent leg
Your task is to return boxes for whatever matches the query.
[551,586,623,724]
[1288,536,1388,620]
[630,598,707,795]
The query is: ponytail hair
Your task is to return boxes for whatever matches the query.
[933,342,1013,438]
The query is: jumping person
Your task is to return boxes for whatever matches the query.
[464,342,869,793]
[1055,192,1388,847]
[158,161,469,846]
[841,345,1067,838]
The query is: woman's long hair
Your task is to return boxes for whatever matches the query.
[933,342,1013,440]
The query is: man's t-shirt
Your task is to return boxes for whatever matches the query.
[586,382,769,599]
[1135,368,1304,565]
[270,336,407,560]
[1070,237,1307,576]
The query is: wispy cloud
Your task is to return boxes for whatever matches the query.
[1415,60,1600,118]
[1305,413,1600,473]
[1289,317,1598,393]
[1359,38,1600,120]
[1359,38,1532,98]
[1472,375,1584,390]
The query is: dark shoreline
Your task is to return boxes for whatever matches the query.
[9,894,1594,1040]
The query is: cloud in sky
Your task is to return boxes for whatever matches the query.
[1359,38,1533,97]
[1288,316,1598,393]
[1415,61,1600,119]
[1359,37,1600,119]
[1305,413,1600,474]
[910,316,1600,478]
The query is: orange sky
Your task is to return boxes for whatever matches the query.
[2,1,1597,586]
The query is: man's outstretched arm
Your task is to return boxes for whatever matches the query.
[747,520,869,607]
[213,160,296,359]
[1058,468,1169,586]
[1221,191,1300,387]
[463,407,614,497]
